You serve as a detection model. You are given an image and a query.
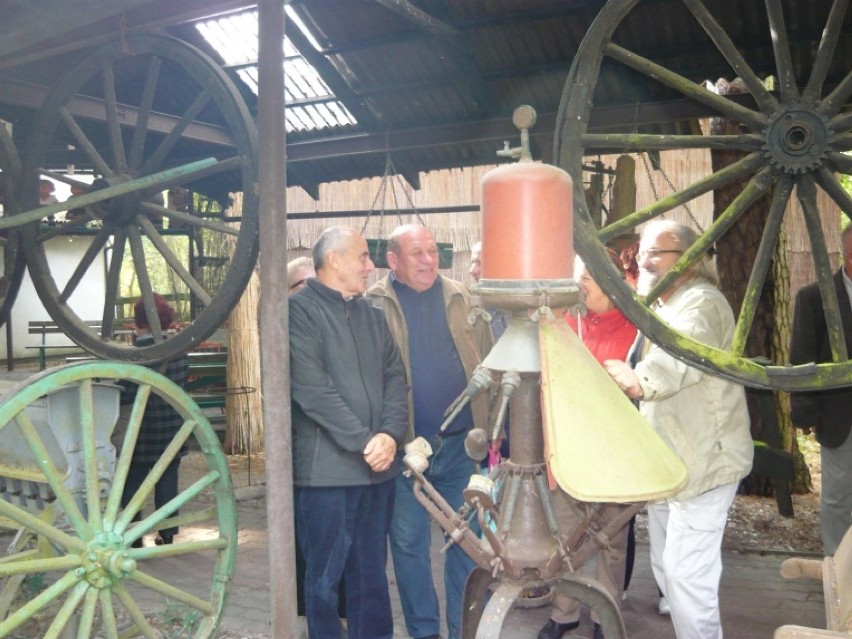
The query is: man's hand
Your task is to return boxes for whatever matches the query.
[364,433,397,472]
[603,359,644,399]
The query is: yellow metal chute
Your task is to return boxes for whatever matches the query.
[539,317,687,503]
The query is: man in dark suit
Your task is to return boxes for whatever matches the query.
[790,223,852,556]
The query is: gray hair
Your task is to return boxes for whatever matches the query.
[287,256,313,287]
[643,219,718,286]
[312,227,358,270]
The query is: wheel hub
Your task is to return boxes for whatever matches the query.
[79,532,137,588]
[763,106,830,174]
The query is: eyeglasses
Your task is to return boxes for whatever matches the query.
[637,248,683,261]
[289,279,307,291]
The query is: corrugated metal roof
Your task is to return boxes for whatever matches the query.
[0,0,850,193]
[196,8,357,134]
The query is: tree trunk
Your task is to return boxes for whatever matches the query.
[223,192,264,455]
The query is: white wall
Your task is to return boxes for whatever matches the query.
[2,234,108,361]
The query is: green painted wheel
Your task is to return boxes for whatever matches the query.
[0,361,237,638]
[555,0,852,391]
[21,33,259,364]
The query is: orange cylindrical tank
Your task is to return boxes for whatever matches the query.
[480,161,573,280]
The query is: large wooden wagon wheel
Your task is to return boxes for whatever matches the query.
[0,122,27,329]
[0,361,237,638]
[20,34,259,364]
[556,0,852,391]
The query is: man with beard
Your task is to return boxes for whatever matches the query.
[603,220,753,639]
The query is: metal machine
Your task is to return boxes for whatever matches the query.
[403,108,687,639]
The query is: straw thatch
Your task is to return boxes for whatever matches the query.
[287,152,841,294]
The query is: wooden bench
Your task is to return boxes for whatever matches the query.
[27,320,101,371]
[775,525,852,637]
[187,350,228,410]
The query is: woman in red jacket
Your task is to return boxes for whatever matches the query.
[538,250,638,639]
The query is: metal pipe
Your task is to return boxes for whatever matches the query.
[507,375,543,466]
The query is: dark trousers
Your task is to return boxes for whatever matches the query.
[296,480,395,639]
[122,457,181,536]
[296,530,346,617]
[624,515,636,591]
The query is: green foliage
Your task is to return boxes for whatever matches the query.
[118,192,233,324]
[21,573,45,597]
[841,173,852,230]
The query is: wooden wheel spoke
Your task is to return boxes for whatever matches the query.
[822,67,852,118]
[103,383,152,528]
[140,89,211,175]
[816,166,852,219]
[79,379,103,530]
[44,582,90,639]
[129,470,220,542]
[128,56,162,172]
[0,554,82,578]
[99,589,120,639]
[600,153,765,242]
[731,176,793,355]
[127,225,164,341]
[0,499,84,552]
[102,61,128,173]
[765,0,800,103]
[141,154,243,194]
[605,43,768,131]
[130,569,216,615]
[137,214,213,305]
[0,570,79,637]
[58,106,113,177]
[113,584,158,639]
[15,410,92,539]
[59,225,111,303]
[799,175,848,361]
[101,228,127,339]
[117,418,197,535]
[683,0,778,113]
[827,151,852,175]
[75,586,99,639]
[141,200,241,236]
[830,130,852,151]
[645,167,774,304]
[803,0,850,103]
[580,133,762,154]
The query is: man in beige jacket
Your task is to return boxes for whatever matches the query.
[367,224,492,639]
[605,220,753,639]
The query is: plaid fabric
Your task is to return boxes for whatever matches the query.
[121,335,190,463]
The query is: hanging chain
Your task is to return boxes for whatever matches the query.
[601,161,615,225]
[640,152,705,233]
[386,155,425,226]
[362,153,426,243]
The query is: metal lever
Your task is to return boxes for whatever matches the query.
[491,371,520,441]
[439,365,492,432]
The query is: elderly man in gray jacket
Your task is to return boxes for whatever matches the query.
[290,226,409,639]
[605,220,753,639]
